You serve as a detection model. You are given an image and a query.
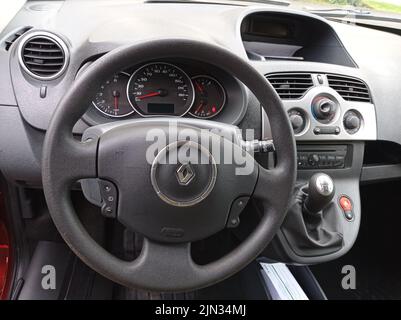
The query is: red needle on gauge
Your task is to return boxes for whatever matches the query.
[195,102,204,114]
[112,90,120,111]
[194,81,204,94]
[137,91,161,100]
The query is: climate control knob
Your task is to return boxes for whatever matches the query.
[312,97,337,123]
[288,108,307,135]
[290,114,304,131]
[343,110,362,134]
[344,115,360,130]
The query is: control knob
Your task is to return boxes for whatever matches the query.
[288,109,306,135]
[290,114,304,131]
[307,154,320,167]
[312,97,337,123]
[343,110,361,133]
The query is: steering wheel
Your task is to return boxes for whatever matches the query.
[42,39,296,292]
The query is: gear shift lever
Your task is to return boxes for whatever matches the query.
[303,173,335,215]
[281,173,343,256]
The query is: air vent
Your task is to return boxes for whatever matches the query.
[266,73,314,99]
[19,32,68,80]
[3,27,32,51]
[327,74,372,103]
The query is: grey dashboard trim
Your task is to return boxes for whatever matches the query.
[255,62,378,140]
[0,106,43,184]
[361,164,401,183]
[235,6,358,66]
[281,86,376,141]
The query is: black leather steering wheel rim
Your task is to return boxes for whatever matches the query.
[42,39,296,292]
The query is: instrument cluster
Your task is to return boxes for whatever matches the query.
[90,62,229,121]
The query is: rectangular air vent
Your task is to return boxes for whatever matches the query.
[266,73,314,100]
[327,74,372,103]
[3,27,32,51]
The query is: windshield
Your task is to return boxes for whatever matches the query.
[286,0,401,19]
[2,0,401,33]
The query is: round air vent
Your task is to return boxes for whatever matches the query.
[19,32,69,80]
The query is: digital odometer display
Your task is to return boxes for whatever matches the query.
[127,62,194,117]
[147,103,175,114]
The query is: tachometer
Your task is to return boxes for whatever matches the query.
[92,72,134,118]
[189,75,226,119]
[127,62,194,117]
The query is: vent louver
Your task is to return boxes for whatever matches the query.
[266,73,314,99]
[19,33,68,80]
[327,74,371,103]
[4,27,32,51]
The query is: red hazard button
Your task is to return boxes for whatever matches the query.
[339,196,352,212]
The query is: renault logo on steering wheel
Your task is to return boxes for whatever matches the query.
[176,163,195,186]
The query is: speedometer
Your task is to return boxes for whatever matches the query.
[127,62,194,117]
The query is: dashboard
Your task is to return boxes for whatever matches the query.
[2,1,401,177]
[3,0,401,182]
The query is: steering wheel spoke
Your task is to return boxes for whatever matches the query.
[253,165,288,207]
[128,238,200,292]
[43,136,98,187]
[67,139,98,180]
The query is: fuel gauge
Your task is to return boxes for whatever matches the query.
[189,75,226,119]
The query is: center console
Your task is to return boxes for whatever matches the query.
[264,141,364,264]
[261,71,374,264]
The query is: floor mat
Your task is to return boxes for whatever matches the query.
[311,181,401,300]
